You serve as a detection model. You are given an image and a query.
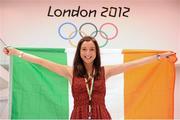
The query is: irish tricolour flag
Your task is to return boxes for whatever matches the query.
[10,48,176,119]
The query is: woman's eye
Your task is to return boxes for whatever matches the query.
[90,48,95,51]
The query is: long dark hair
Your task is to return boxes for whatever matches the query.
[73,36,101,80]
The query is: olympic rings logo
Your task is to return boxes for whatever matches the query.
[58,22,118,48]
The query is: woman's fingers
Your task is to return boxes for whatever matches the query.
[160,51,175,58]
[3,47,9,54]
[166,51,175,56]
[3,46,14,55]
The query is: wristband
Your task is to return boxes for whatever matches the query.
[156,54,161,60]
[18,51,24,58]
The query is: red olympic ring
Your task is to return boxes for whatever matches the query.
[99,23,118,40]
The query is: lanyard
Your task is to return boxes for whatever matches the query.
[85,75,94,101]
[84,71,95,119]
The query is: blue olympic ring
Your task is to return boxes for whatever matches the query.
[58,22,77,40]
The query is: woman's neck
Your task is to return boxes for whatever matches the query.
[84,63,93,75]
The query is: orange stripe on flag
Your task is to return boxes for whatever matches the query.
[123,49,177,119]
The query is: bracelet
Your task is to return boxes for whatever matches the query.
[18,51,24,58]
[156,54,161,60]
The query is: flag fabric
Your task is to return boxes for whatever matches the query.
[10,48,177,119]
[123,49,177,119]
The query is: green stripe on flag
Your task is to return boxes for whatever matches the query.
[11,48,69,119]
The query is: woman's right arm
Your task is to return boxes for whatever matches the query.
[3,47,73,81]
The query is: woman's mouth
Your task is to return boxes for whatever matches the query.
[84,56,92,59]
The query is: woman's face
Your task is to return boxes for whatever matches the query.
[80,41,96,64]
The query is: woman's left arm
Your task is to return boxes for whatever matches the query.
[105,51,174,80]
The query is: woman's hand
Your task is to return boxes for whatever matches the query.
[158,51,175,59]
[3,47,19,56]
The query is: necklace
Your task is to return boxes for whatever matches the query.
[84,71,95,119]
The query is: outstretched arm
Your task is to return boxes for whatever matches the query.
[105,51,174,80]
[3,47,73,82]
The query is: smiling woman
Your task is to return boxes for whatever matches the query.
[47,6,97,17]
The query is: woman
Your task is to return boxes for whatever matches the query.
[3,36,174,119]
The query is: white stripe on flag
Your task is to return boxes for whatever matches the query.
[101,49,124,119]
[66,48,75,119]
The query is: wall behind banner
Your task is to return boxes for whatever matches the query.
[0,0,179,119]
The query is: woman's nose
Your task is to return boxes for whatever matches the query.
[85,50,91,55]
